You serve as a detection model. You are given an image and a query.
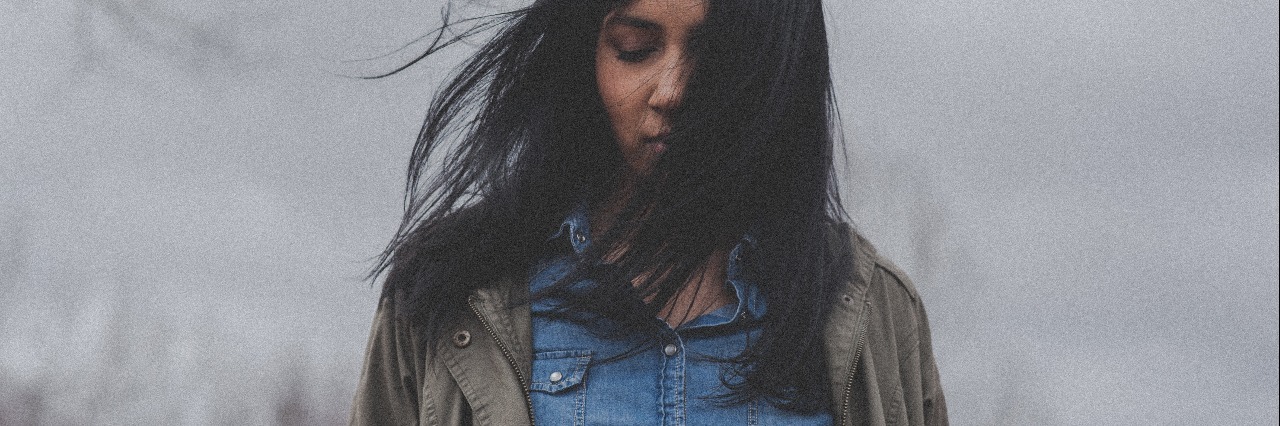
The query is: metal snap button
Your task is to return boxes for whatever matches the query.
[549,371,563,382]
[663,344,678,356]
[573,232,586,244]
[452,330,471,348]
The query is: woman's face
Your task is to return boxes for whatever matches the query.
[596,0,707,179]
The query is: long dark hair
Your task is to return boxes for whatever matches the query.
[372,0,849,413]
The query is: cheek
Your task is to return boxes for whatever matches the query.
[596,66,625,121]
[596,55,641,132]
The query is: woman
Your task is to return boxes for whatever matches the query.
[352,0,947,424]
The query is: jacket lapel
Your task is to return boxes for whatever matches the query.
[439,280,534,426]
[824,224,876,423]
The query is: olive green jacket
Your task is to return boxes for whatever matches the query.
[351,224,947,425]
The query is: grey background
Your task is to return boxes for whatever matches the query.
[2,0,1276,424]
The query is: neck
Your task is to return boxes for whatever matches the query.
[590,172,637,238]
[589,175,736,328]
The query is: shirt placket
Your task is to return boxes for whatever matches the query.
[660,330,687,426]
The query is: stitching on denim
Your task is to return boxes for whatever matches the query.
[574,370,587,426]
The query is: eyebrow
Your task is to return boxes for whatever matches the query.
[603,11,706,38]
[606,14,661,31]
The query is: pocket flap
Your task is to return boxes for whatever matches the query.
[530,350,592,394]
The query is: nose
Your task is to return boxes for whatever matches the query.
[647,56,691,114]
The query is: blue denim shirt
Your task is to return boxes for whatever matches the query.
[528,208,833,425]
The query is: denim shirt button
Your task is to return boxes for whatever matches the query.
[573,232,586,244]
[549,371,563,382]
[663,344,678,356]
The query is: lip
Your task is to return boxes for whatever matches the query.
[642,129,671,144]
[641,135,669,153]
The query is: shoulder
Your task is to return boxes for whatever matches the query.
[825,221,925,307]
[822,221,949,423]
[382,202,491,292]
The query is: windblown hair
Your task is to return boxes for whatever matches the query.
[372,0,850,413]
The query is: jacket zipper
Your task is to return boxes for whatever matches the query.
[839,304,870,426]
[466,297,536,426]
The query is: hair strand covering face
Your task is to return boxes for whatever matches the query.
[370,0,850,413]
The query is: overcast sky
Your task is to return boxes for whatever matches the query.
[2,0,1276,424]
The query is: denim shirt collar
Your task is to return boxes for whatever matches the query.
[547,204,593,254]
[547,205,767,322]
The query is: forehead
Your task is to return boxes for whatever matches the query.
[606,0,707,33]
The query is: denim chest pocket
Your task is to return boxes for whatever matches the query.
[530,350,592,392]
[530,350,592,426]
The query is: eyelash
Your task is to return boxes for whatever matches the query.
[617,48,657,63]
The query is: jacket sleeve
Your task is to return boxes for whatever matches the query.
[351,296,425,426]
[912,291,948,426]
[873,261,948,426]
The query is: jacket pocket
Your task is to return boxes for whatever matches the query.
[530,350,592,426]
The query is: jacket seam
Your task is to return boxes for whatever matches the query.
[873,262,920,303]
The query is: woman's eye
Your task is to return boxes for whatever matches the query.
[617,48,657,63]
